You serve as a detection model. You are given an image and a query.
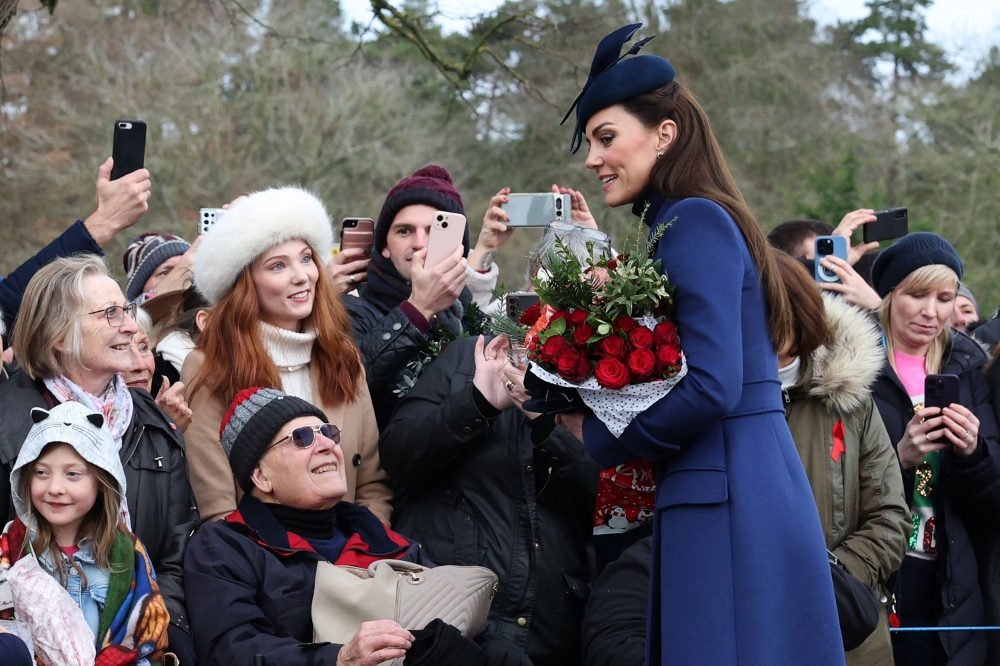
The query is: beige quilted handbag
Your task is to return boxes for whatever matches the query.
[312,559,498,654]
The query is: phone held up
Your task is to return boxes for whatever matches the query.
[814,236,849,284]
[199,208,227,236]
[863,207,909,244]
[111,120,147,181]
[425,211,467,269]
[501,193,572,227]
[340,218,375,260]
[506,292,540,321]
[925,374,960,411]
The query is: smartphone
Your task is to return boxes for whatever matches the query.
[199,208,227,236]
[814,236,849,284]
[110,120,147,180]
[340,218,375,259]
[501,193,572,227]
[425,211,467,269]
[863,207,908,244]
[506,292,540,320]
[925,374,960,411]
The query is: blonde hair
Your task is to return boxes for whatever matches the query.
[18,443,127,585]
[879,264,959,375]
[12,255,112,380]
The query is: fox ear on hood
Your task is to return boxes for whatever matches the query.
[30,408,50,425]
[86,413,105,429]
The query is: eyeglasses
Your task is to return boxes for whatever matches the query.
[266,423,341,451]
[83,303,138,327]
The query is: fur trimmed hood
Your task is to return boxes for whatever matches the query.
[194,187,333,304]
[801,294,885,413]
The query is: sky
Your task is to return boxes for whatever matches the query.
[342,0,1000,80]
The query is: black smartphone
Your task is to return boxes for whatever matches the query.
[925,374,960,411]
[111,120,147,180]
[863,207,908,244]
[506,292,540,321]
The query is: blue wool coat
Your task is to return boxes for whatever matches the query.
[583,193,845,666]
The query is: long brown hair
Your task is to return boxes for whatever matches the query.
[773,250,828,359]
[19,443,126,585]
[190,242,363,407]
[621,81,793,349]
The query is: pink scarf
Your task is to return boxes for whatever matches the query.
[43,374,134,446]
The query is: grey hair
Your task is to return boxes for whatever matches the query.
[12,254,113,379]
[134,306,153,336]
[524,225,613,288]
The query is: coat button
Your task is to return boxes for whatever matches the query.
[69,567,79,576]
[517,617,527,627]
[382,332,391,341]
[473,419,483,426]
[463,427,473,434]
[533,542,540,550]
[392,322,402,331]
[526,465,533,472]
[352,454,362,467]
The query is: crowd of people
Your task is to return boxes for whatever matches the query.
[0,20,998,666]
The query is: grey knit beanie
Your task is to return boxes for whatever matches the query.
[219,387,328,492]
[123,232,191,302]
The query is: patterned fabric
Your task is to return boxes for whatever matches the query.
[44,374,134,446]
[593,460,656,535]
[1,521,170,666]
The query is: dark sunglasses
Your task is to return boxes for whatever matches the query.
[267,423,341,451]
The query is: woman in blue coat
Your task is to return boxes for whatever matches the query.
[554,24,845,665]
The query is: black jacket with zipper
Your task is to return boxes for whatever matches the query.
[378,335,600,666]
[0,370,200,639]
[871,330,1000,665]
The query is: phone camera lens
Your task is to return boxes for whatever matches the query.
[441,221,449,228]
[555,199,563,210]
[818,239,833,254]
[437,215,444,222]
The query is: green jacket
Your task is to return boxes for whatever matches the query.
[784,295,910,666]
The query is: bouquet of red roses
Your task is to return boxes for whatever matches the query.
[499,217,687,437]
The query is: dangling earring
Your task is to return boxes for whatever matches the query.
[656,151,665,159]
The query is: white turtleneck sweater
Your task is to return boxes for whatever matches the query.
[260,322,316,401]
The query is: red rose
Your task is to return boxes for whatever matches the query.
[606,259,618,270]
[629,326,655,350]
[615,317,638,334]
[519,302,541,326]
[541,335,569,362]
[654,321,677,345]
[656,345,681,373]
[596,335,627,361]
[569,309,589,327]
[572,323,595,347]
[594,357,630,391]
[556,348,591,383]
[551,310,569,322]
[627,348,656,382]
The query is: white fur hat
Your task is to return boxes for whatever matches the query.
[11,402,128,523]
[194,186,334,304]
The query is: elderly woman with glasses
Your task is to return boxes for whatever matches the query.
[0,254,200,664]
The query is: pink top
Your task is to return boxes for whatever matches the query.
[894,350,927,399]
[58,545,80,557]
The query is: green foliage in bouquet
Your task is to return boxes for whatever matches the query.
[531,238,598,312]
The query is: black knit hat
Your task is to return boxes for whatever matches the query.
[374,165,468,257]
[220,387,328,492]
[870,232,963,298]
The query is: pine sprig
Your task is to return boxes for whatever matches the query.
[532,238,597,311]
[488,313,529,342]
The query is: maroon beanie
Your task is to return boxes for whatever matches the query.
[374,165,468,256]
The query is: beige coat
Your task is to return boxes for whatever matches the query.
[180,351,392,523]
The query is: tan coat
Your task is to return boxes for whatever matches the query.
[180,351,392,524]
[785,296,910,666]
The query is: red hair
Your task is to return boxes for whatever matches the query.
[190,243,362,407]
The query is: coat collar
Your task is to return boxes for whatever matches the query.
[225,494,411,564]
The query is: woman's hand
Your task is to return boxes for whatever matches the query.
[502,365,540,420]
[327,248,370,295]
[155,377,193,432]
[551,184,597,229]
[941,403,980,457]
[832,208,880,265]
[468,188,514,272]
[817,255,882,310]
[897,407,949,469]
[555,412,586,442]
[336,620,414,666]
[473,335,514,411]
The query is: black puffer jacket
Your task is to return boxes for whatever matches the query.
[871,331,1000,665]
[581,536,650,666]
[379,336,600,666]
[0,371,200,639]
[344,288,435,429]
